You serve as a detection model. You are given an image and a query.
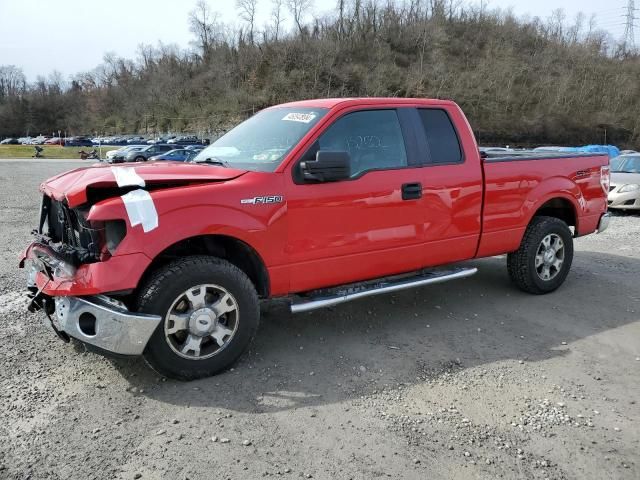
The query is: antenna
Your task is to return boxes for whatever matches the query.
[623,0,638,52]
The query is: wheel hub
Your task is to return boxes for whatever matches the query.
[535,233,565,281]
[190,308,217,336]
[543,249,555,264]
[163,284,240,360]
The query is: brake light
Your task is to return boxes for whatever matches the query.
[600,165,610,195]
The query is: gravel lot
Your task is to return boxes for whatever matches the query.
[1,160,638,480]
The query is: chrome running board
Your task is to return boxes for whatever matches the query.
[290,267,478,313]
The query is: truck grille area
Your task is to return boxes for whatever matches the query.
[37,195,102,265]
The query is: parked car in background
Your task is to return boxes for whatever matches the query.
[29,135,49,145]
[149,148,198,162]
[127,136,147,144]
[480,146,514,153]
[184,144,205,152]
[108,145,147,163]
[168,135,200,145]
[147,135,176,144]
[65,137,94,147]
[533,146,572,153]
[124,144,175,162]
[44,137,63,145]
[608,154,640,211]
[0,138,19,144]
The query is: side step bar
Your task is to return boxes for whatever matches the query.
[290,267,478,313]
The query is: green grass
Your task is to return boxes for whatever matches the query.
[0,145,119,159]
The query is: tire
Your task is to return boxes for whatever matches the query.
[134,156,145,162]
[507,216,574,295]
[136,256,259,380]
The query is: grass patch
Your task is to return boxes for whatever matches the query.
[0,145,119,159]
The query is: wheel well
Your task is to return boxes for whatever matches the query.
[140,235,270,298]
[533,198,576,228]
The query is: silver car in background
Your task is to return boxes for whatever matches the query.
[608,154,640,211]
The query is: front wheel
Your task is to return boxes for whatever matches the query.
[507,216,574,294]
[136,256,260,380]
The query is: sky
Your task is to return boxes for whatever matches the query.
[0,0,631,81]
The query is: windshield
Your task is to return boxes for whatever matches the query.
[611,155,640,173]
[193,107,327,171]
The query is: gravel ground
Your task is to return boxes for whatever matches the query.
[0,160,638,480]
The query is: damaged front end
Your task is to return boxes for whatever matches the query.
[20,194,160,356]
[37,194,103,263]
[19,162,248,357]
[21,195,103,312]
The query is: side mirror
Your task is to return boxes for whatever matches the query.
[301,150,351,183]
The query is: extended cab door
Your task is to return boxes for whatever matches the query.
[284,108,431,293]
[411,107,483,266]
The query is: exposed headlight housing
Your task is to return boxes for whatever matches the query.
[104,219,127,254]
[619,184,640,193]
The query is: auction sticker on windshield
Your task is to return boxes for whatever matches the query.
[282,112,316,123]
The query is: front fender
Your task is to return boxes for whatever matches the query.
[86,182,287,270]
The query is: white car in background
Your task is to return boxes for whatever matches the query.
[608,154,640,211]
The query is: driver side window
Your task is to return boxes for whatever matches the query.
[316,109,408,177]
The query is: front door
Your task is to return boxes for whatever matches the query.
[284,108,430,293]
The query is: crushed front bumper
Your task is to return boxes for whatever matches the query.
[22,256,161,356]
[52,295,161,355]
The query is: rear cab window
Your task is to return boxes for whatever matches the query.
[417,109,463,165]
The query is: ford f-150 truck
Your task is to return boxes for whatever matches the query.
[20,98,611,380]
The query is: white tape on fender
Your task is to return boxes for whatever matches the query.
[121,189,158,233]
[111,166,145,187]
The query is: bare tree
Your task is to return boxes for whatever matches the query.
[0,65,26,99]
[271,0,285,41]
[337,0,345,39]
[137,44,156,70]
[237,0,258,44]
[188,1,217,56]
[286,0,313,35]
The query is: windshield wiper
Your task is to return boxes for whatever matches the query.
[197,157,229,167]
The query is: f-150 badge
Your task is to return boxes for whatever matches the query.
[241,195,284,204]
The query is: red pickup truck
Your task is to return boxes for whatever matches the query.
[21,98,611,379]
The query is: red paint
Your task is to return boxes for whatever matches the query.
[22,98,609,298]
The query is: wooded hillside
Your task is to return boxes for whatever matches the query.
[1,0,638,146]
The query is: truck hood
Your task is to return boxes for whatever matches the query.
[41,161,248,207]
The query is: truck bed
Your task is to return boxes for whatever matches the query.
[477,152,609,258]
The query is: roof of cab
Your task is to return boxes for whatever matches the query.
[268,97,458,110]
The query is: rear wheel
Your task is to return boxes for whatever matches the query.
[507,216,574,294]
[134,156,145,162]
[136,256,259,380]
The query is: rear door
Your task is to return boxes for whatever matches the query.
[411,107,483,265]
[285,108,430,292]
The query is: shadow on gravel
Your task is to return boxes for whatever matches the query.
[107,251,640,413]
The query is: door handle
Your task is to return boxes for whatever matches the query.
[401,182,422,200]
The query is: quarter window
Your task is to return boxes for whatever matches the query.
[315,110,408,177]
[417,109,463,164]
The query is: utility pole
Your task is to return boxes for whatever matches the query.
[623,0,638,53]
